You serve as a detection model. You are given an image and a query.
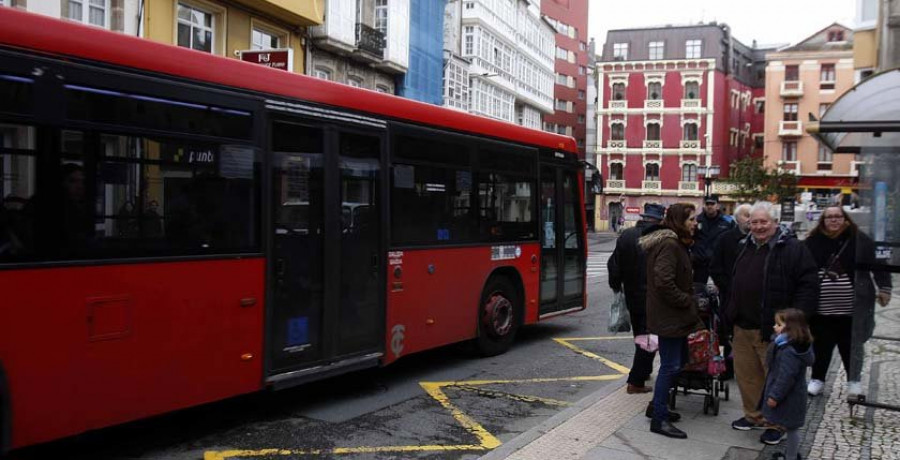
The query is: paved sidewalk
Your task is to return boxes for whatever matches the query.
[482,296,900,460]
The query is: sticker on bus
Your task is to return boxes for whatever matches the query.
[491,245,521,261]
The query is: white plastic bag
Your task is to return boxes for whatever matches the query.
[607,291,631,333]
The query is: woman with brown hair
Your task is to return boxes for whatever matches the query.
[804,205,892,397]
[639,203,705,439]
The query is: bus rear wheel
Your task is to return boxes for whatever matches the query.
[476,277,520,357]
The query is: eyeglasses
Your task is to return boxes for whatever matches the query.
[824,215,845,221]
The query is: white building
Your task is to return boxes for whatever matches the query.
[2,0,141,35]
[443,0,555,129]
[309,0,410,93]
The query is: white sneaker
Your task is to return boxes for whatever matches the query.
[807,379,824,396]
[847,381,863,395]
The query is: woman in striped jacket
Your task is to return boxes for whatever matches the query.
[804,205,892,397]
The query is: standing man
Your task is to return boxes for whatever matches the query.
[608,203,666,394]
[726,201,818,445]
[710,203,752,380]
[693,195,734,284]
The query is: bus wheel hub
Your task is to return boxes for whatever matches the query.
[483,294,512,337]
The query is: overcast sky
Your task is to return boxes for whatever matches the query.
[588,0,857,50]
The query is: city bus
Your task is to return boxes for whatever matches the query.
[0,8,586,451]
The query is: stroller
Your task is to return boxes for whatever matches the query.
[668,283,730,416]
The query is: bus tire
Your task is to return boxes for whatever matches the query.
[476,276,521,357]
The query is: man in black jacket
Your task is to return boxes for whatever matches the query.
[693,195,735,283]
[710,203,751,380]
[608,203,665,394]
[726,201,818,445]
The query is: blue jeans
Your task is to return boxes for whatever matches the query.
[652,336,686,423]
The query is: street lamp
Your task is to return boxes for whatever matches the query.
[698,164,720,199]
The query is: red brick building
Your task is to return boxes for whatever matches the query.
[595,24,772,229]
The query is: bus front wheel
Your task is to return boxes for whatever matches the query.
[476,277,521,356]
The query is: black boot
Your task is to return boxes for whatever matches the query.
[650,420,687,439]
[645,402,681,422]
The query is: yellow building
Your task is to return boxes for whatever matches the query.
[142,0,324,74]
[764,23,859,205]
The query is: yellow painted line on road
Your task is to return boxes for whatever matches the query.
[553,338,632,374]
[453,385,571,407]
[205,338,632,459]
[419,381,503,449]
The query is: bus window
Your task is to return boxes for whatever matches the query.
[477,172,535,241]
[391,163,476,245]
[0,124,36,260]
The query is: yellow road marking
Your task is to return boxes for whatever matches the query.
[453,385,571,407]
[205,338,631,459]
[553,338,633,374]
[419,382,503,449]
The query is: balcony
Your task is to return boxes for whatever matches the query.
[607,140,626,150]
[606,179,626,190]
[681,99,702,109]
[609,100,627,110]
[642,180,661,191]
[679,181,699,192]
[643,140,662,149]
[680,139,701,150]
[777,161,800,175]
[644,99,663,110]
[354,23,386,62]
[778,120,803,137]
[712,182,738,195]
[780,81,804,98]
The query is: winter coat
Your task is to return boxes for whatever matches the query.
[805,229,893,342]
[760,337,814,429]
[608,219,654,335]
[638,226,704,338]
[693,212,735,283]
[724,228,819,341]
[709,225,747,315]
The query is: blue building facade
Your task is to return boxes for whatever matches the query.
[397,0,443,105]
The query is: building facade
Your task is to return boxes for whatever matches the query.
[764,24,857,206]
[541,0,589,157]
[442,0,555,129]
[142,1,323,75]
[309,0,408,94]
[595,24,768,230]
[2,0,141,34]
[397,0,444,104]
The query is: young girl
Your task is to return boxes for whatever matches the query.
[761,308,815,460]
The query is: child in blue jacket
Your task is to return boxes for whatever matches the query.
[760,308,815,460]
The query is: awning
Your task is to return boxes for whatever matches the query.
[797,176,858,187]
[807,68,900,153]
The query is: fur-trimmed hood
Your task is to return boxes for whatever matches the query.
[638,226,678,251]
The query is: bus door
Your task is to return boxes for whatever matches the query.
[268,119,385,381]
[539,162,586,315]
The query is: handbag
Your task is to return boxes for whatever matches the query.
[607,291,631,333]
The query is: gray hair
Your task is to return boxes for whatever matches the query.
[734,203,752,218]
[749,201,778,222]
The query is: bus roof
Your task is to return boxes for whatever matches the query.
[0,8,577,154]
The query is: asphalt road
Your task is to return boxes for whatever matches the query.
[12,233,631,460]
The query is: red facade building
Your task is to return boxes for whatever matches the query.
[542,0,589,157]
[595,24,772,229]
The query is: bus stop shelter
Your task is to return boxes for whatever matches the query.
[809,68,900,414]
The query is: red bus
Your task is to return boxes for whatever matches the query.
[0,8,586,451]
